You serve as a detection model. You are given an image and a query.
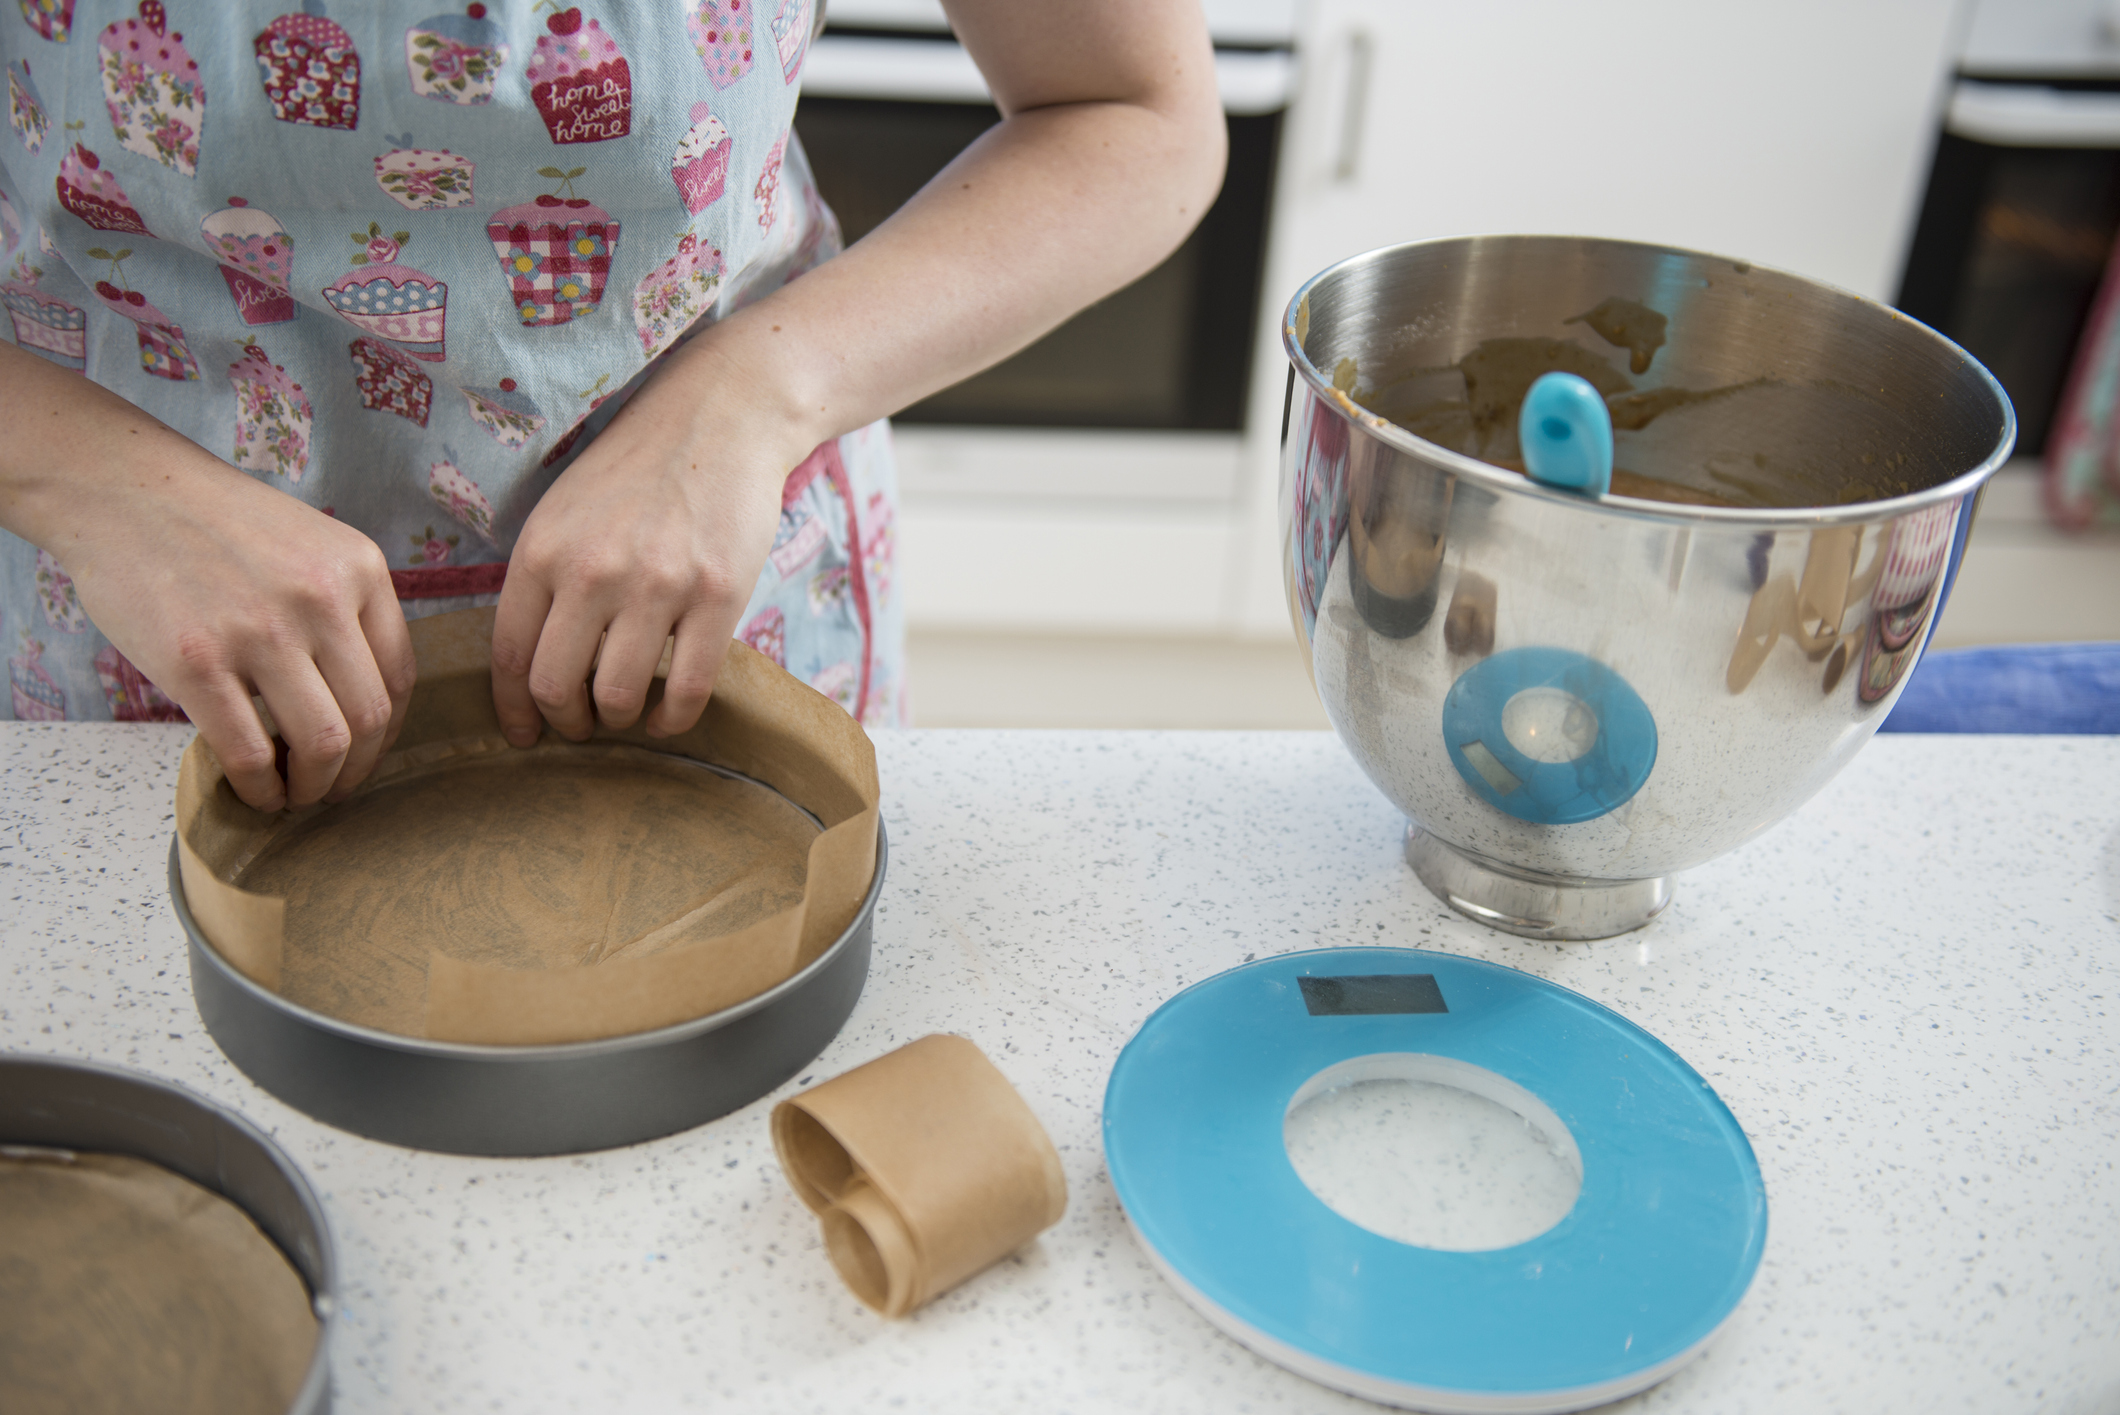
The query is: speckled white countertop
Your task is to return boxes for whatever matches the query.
[2,726,2116,1414]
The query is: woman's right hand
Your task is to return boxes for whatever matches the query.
[69,456,418,813]
[0,343,415,812]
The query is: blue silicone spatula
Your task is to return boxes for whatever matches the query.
[1519,371,1613,498]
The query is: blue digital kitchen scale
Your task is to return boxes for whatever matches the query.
[1103,948,1766,1413]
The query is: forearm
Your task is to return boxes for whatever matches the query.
[0,341,231,564]
[494,0,1221,742]
[649,1,1226,457]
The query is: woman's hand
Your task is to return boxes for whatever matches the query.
[70,464,416,811]
[0,343,415,812]
[489,332,817,743]
[490,0,1224,740]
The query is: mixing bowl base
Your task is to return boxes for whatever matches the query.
[1405,827,1672,941]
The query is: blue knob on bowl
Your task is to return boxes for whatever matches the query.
[1520,372,1613,498]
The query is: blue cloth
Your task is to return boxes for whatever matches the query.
[1879,643,2120,734]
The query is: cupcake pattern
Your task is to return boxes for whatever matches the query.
[526,8,630,145]
[862,488,895,605]
[376,136,475,210]
[810,660,855,715]
[350,335,433,424]
[200,196,294,324]
[486,166,617,326]
[18,0,73,44]
[540,418,585,468]
[1873,503,1956,623]
[0,6,904,726]
[688,0,754,90]
[10,629,65,721]
[768,504,825,579]
[8,59,48,153]
[253,2,361,131]
[94,644,184,721]
[427,455,496,542]
[88,245,199,381]
[98,1,204,177]
[460,376,545,448]
[34,548,86,631]
[404,3,507,105]
[228,341,312,480]
[324,222,448,361]
[771,0,810,83]
[632,231,721,358]
[2,251,87,372]
[670,101,730,216]
[737,605,784,667]
[1287,390,1351,639]
[55,143,151,235]
[1857,504,1958,707]
[754,133,783,230]
[805,562,845,615]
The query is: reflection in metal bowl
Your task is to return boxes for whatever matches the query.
[1282,235,2016,939]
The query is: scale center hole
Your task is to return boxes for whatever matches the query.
[1284,1054,1582,1252]
[1501,686,1599,764]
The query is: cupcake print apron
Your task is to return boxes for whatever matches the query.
[0,0,906,728]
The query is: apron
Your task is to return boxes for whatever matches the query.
[1,0,907,727]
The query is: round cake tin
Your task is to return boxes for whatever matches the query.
[170,801,887,1157]
[0,1053,337,1415]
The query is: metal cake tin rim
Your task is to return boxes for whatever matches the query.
[166,749,890,1061]
[0,1051,338,1415]
[1281,230,2019,530]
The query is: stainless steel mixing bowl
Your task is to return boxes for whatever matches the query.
[1281,235,2015,939]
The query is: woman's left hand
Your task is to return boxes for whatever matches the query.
[491,0,1224,743]
[489,331,817,744]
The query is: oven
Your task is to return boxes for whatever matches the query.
[794,0,1295,503]
[1896,0,2120,462]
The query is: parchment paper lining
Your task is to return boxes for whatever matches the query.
[175,607,880,1046]
[0,1148,318,1415]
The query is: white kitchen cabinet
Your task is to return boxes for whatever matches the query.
[898,0,1969,640]
[1262,0,1965,303]
[1224,0,1969,635]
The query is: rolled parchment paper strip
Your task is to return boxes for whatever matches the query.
[773,1034,1067,1317]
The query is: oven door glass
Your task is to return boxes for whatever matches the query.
[793,97,1280,431]
[1898,85,2120,456]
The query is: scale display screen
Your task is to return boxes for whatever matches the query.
[1297,975,1448,1016]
